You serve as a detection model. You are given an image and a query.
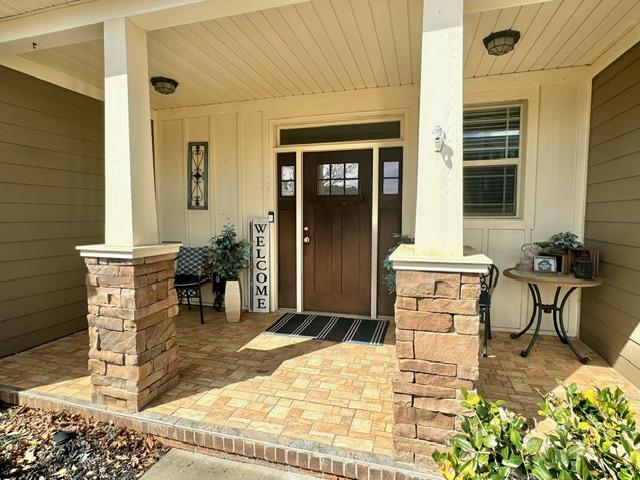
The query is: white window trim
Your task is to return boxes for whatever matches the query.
[463,101,526,219]
[463,84,540,232]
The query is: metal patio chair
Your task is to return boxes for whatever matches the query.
[174,246,210,324]
[480,264,499,357]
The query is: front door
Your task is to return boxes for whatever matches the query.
[303,149,372,315]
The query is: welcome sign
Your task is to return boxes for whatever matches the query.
[249,218,270,313]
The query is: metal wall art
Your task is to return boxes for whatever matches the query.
[188,142,208,210]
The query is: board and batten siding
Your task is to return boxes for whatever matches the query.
[0,66,104,358]
[581,43,640,388]
[155,75,589,334]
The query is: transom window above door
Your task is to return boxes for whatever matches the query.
[279,121,401,146]
[317,162,359,196]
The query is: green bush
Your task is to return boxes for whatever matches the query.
[382,234,414,294]
[206,224,250,281]
[433,385,640,480]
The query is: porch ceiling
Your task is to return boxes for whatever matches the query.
[0,0,92,21]
[11,0,640,109]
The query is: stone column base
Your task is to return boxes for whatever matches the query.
[84,252,179,412]
[392,270,482,467]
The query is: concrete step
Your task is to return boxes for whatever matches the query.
[142,448,318,480]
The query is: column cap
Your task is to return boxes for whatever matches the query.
[390,244,492,274]
[76,243,181,259]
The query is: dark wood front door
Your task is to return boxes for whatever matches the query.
[303,149,372,315]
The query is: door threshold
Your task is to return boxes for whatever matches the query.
[298,310,380,321]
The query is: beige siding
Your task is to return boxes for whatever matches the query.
[0,66,103,358]
[582,43,640,388]
[155,75,589,333]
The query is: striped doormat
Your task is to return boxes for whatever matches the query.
[265,313,389,346]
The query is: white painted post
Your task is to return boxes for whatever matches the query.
[103,17,158,247]
[414,0,463,257]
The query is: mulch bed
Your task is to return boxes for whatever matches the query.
[0,402,167,480]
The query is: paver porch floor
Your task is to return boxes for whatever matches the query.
[1,308,639,459]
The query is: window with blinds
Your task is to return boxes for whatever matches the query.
[463,105,522,216]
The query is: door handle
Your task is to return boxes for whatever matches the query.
[303,236,310,244]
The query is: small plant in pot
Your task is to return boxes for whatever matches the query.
[206,224,250,322]
[536,231,581,254]
[383,234,414,294]
[535,232,581,273]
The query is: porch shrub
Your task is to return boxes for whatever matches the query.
[206,224,250,281]
[383,234,414,294]
[433,385,640,480]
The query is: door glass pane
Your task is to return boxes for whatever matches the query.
[317,164,330,179]
[331,180,344,195]
[281,181,295,197]
[331,163,344,179]
[345,179,359,195]
[345,163,358,179]
[383,178,399,195]
[317,180,330,195]
[383,161,399,178]
[281,165,295,180]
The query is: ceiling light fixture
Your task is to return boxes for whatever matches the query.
[483,29,521,56]
[150,76,179,95]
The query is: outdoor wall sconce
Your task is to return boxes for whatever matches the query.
[150,76,179,95]
[432,125,446,152]
[483,29,521,56]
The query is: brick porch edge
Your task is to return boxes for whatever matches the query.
[84,253,180,412]
[0,386,439,480]
[392,271,480,468]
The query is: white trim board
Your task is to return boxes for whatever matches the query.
[271,114,406,318]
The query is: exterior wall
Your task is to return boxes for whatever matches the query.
[581,43,640,388]
[464,71,591,338]
[154,86,420,310]
[0,66,104,357]
[154,72,590,334]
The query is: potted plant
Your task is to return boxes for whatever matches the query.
[535,231,581,273]
[206,224,250,322]
[382,234,414,294]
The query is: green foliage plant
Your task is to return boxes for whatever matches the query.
[206,224,250,281]
[535,232,581,253]
[433,384,640,480]
[383,234,414,294]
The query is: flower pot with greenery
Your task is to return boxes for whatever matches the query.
[206,224,250,322]
[535,231,581,274]
[382,234,415,294]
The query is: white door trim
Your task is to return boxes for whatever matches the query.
[271,114,406,318]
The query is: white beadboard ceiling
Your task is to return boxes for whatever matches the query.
[15,0,640,108]
[0,0,92,20]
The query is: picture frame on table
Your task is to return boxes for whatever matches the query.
[533,255,558,273]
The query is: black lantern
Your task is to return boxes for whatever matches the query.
[150,76,178,95]
[483,29,521,56]
[574,250,594,280]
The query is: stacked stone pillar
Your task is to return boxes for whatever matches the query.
[392,270,481,466]
[85,253,179,412]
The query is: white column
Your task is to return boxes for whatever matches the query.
[414,0,463,257]
[103,17,158,247]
